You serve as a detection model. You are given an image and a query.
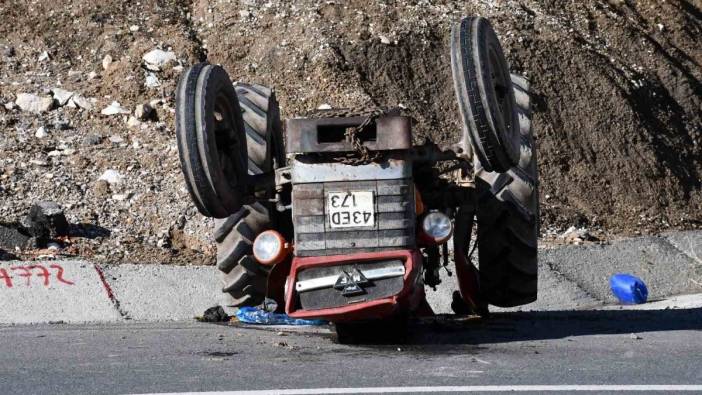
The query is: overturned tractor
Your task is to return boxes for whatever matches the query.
[175,17,538,335]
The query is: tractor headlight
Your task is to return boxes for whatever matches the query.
[420,211,453,244]
[253,230,288,265]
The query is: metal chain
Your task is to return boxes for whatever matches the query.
[305,106,399,165]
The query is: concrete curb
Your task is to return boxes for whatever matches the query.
[0,261,122,324]
[1,231,702,324]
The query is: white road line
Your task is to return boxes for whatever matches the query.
[137,384,702,394]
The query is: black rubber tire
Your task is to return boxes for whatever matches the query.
[216,83,285,308]
[175,63,249,218]
[474,73,539,308]
[451,17,520,173]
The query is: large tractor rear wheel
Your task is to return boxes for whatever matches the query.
[215,83,285,309]
[474,73,539,307]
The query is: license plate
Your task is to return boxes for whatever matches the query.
[327,191,375,228]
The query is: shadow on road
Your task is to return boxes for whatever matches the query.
[404,308,702,345]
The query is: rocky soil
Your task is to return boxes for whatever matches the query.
[0,0,700,263]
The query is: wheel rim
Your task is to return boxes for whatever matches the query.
[488,47,516,145]
[214,91,246,190]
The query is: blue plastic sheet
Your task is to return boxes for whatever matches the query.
[235,306,327,326]
[610,273,648,304]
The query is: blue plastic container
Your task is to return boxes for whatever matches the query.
[610,273,648,304]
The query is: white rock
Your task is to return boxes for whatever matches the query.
[317,103,332,110]
[69,95,96,111]
[126,116,141,129]
[112,193,131,201]
[38,51,50,62]
[129,25,140,32]
[101,101,130,116]
[52,88,74,106]
[145,73,161,88]
[15,93,53,113]
[88,71,98,80]
[559,226,591,242]
[142,49,176,71]
[240,10,252,18]
[99,169,125,185]
[379,35,391,44]
[102,54,113,71]
[109,135,125,144]
[35,126,47,139]
[29,159,48,166]
[4,102,15,110]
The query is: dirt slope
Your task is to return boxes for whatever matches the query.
[0,0,700,263]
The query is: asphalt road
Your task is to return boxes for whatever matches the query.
[1,308,701,395]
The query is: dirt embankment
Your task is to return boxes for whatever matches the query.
[0,0,701,263]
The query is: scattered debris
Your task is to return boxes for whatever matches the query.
[559,226,594,244]
[101,101,130,116]
[197,306,230,322]
[0,223,31,251]
[3,46,15,58]
[144,72,161,88]
[235,306,327,325]
[35,126,47,138]
[134,103,157,121]
[15,93,53,113]
[22,201,69,247]
[37,50,49,62]
[143,49,176,71]
[126,116,141,129]
[52,88,74,106]
[68,94,96,111]
[98,169,125,185]
[112,193,132,201]
[102,54,113,70]
[611,273,649,304]
[83,134,103,146]
[108,135,125,144]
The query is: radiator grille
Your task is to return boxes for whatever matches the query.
[293,179,415,256]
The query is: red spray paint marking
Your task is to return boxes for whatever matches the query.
[0,264,75,288]
[10,266,32,286]
[0,268,13,288]
[50,264,75,285]
[93,265,115,302]
[28,265,50,286]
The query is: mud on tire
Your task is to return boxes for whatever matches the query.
[474,73,539,308]
[216,83,284,308]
